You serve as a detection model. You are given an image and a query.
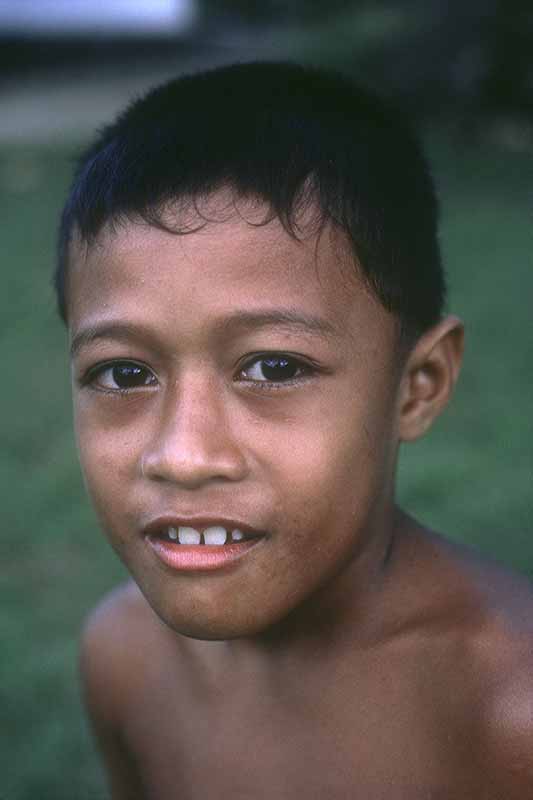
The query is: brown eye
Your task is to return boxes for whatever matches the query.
[241,355,306,383]
[92,362,157,391]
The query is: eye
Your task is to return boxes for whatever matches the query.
[88,361,157,391]
[238,354,310,384]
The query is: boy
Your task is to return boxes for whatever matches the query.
[57,62,533,798]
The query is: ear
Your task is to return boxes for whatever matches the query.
[398,316,464,442]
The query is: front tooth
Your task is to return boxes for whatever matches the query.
[203,526,227,545]
[231,529,244,541]
[178,526,201,545]
[168,527,178,541]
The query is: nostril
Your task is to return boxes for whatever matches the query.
[139,405,248,486]
[139,446,248,487]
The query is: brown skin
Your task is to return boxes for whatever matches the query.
[70,198,533,798]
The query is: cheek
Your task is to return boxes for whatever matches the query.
[73,400,140,521]
[264,388,398,548]
[261,414,382,563]
[267,393,394,503]
[74,391,144,460]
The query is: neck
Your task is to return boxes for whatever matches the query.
[217,504,409,676]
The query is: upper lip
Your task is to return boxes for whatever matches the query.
[142,515,266,540]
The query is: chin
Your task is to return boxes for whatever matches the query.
[142,591,276,641]
[164,613,274,641]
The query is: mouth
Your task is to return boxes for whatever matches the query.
[143,517,265,572]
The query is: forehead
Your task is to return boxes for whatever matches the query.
[67,198,397,350]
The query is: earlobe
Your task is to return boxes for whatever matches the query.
[398,316,464,442]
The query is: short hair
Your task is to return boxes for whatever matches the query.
[55,60,446,342]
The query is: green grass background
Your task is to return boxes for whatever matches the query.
[2,130,532,797]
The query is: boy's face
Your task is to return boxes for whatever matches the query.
[68,197,406,640]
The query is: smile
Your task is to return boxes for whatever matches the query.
[160,525,248,545]
[144,517,265,572]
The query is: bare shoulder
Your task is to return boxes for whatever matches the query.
[401,524,533,795]
[81,578,159,650]
[408,523,533,670]
[424,527,533,648]
[396,519,533,639]
[458,547,533,796]
[80,579,167,712]
[79,580,169,798]
[474,644,533,797]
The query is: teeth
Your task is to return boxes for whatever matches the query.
[163,525,252,545]
[177,526,202,545]
[203,526,227,546]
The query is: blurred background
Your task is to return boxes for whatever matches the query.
[2,1,532,796]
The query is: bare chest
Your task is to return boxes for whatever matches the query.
[122,663,475,799]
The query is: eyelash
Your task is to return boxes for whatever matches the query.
[82,361,156,395]
[239,353,315,390]
[81,353,316,395]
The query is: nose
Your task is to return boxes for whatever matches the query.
[140,376,248,489]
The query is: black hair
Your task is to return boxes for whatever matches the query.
[55,60,446,342]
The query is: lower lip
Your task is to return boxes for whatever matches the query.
[147,536,262,572]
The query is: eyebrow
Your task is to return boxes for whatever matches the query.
[70,322,147,358]
[70,309,339,358]
[211,309,339,339]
